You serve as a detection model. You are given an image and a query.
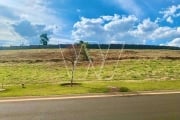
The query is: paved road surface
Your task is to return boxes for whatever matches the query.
[0,94,180,120]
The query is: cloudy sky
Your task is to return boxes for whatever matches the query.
[0,0,180,47]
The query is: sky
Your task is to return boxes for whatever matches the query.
[0,0,180,47]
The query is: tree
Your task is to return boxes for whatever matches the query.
[78,40,90,61]
[64,42,90,87]
[64,45,81,87]
[40,33,49,45]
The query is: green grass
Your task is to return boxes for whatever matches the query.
[1,80,180,97]
[0,49,179,97]
[0,60,179,85]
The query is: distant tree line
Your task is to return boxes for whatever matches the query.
[1,44,179,50]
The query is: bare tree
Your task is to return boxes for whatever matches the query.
[64,44,81,87]
[64,42,90,87]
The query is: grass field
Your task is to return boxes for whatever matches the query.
[1,80,180,97]
[0,49,179,97]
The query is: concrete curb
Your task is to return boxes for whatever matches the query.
[1,91,180,103]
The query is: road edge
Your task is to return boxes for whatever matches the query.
[1,90,180,103]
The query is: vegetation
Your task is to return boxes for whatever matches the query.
[0,44,179,50]
[0,49,179,97]
[78,40,90,61]
[1,80,180,97]
[63,41,90,86]
[40,33,49,45]
[0,49,179,63]
[0,59,179,85]
[64,45,80,87]
[119,87,130,92]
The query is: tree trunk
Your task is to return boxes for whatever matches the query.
[71,62,75,87]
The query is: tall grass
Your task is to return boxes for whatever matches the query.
[0,60,179,86]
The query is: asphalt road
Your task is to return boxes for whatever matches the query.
[0,94,180,120]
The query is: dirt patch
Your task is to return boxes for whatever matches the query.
[159,56,180,60]
[123,50,138,54]
[0,49,179,63]
[107,86,120,92]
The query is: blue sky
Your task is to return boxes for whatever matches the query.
[0,0,180,47]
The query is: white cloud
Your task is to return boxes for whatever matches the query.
[167,38,180,47]
[72,17,107,43]
[150,27,180,40]
[0,0,60,25]
[0,0,62,46]
[0,17,25,42]
[72,15,180,47]
[132,18,158,38]
[166,16,173,23]
[72,15,142,44]
[161,4,180,18]
[104,15,138,32]
[160,4,180,23]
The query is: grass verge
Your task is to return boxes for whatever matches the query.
[0,80,180,98]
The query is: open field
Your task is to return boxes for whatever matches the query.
[0,59,179,84]
[0,49,180,63]
[0,49,179,97]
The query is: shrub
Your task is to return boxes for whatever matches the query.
[119,87,130,92]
